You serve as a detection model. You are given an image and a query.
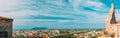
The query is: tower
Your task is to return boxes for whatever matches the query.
[0,16,13,38]
[106,0,116,32]
[106,0,120,38]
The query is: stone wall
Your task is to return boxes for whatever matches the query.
[0,17,13,38]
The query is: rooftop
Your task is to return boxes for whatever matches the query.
[0,16,13,20]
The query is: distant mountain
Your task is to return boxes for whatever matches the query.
[31,27,48,30]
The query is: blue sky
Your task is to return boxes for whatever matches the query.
[0,0,120,30]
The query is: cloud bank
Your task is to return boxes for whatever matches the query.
[0,0,119,29]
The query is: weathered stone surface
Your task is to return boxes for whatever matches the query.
[0,16,13,38]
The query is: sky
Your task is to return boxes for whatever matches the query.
[0,0,120,30]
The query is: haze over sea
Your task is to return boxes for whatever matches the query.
[1,0,120,30]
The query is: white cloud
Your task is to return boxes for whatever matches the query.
[69,0,108,15]
[85,1,105,7]
[0,10,39,19]
[70,0,84,12]
[0,0,21,11]
[79,11,107,23]
[70,0,109,23]
[82,0,107,11]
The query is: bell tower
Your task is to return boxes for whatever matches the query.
[106,0,116,24]
[106,0,116,31]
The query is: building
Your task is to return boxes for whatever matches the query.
[0,16,13,38]
[41,34,49,38]
[106,0,120,38]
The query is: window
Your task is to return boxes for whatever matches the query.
[0,31,8,38]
